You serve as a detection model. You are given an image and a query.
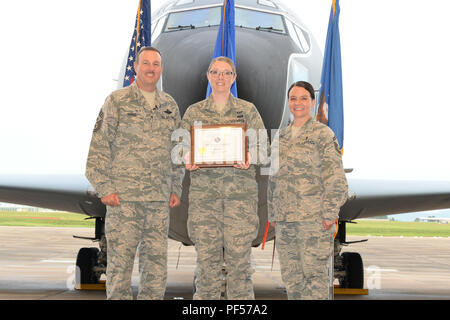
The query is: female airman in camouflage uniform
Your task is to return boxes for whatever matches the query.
[182,57,267,300]
[268,81,348,300]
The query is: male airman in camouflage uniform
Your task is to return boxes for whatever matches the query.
[182,57,267,300]
[268,81,348,300]
[85,47,184,300]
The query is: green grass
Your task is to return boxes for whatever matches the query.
[1,211,450,237]
[0,211,95,228]
[346,219,450,237]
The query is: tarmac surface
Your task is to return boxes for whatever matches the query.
[0,226,449,300]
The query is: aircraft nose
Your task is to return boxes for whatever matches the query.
[153,27,304,129]
[155,29,217,116]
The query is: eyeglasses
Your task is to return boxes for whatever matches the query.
[208,70,235,79]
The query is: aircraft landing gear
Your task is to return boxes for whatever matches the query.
[74,217,106,288]
[76,247,100,284]
[339,252,364,288]
[334,221,367,290]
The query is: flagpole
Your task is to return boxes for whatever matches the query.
[221,0,227,54]
[136,0,142,52]
[332,0,336,19]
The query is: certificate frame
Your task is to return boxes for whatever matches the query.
[190,123,247,167]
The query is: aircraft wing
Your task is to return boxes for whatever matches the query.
[340,178,450,221]
[0,174,105,217]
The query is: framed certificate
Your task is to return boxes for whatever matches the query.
[190,124,247,167]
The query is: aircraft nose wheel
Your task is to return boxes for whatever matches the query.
[339,252,364,289]
[76,247,101,284]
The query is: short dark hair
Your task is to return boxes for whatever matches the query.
[287,81,315,100]
[136,46,162,64]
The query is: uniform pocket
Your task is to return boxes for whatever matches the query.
[115,108,145,146]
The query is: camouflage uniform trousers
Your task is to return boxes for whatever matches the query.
[276,221,335,300]
[105,201,169,300]
[188,198,259,300]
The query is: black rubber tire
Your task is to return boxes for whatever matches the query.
[341,252,364,289]
[76,247,100,284]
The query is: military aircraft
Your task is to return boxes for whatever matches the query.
[1,0,450,290]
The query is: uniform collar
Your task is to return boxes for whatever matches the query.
[205,93,238,114]
[129,81,163,109]
[281,117,314,137]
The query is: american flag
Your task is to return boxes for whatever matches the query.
[123,0,152,87]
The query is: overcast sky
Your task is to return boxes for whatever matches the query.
[0,0,449,183]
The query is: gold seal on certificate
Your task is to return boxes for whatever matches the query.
[190,124,247,167]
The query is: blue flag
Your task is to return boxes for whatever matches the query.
[316,0,344,152]
[206,0,237,98]
[123,0,152,87]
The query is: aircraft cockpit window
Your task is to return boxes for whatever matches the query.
[164,6,285,34]
[295,25,310,53]
[152,17,166,42]
[235,7,285,34]
[258,0,277,8]
[165,7,221,31]
[285,20,310,53]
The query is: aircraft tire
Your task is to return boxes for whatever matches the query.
[341,252,364,289]
[76,247,100,284]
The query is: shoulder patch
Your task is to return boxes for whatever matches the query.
[333,136,341,153]
[93,110,104,132]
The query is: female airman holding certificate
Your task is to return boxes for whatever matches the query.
[181,57,267,300]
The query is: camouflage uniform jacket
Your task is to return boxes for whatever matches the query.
[85,82,184,202]
[268,118,348,222]
[181,95,267,200]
